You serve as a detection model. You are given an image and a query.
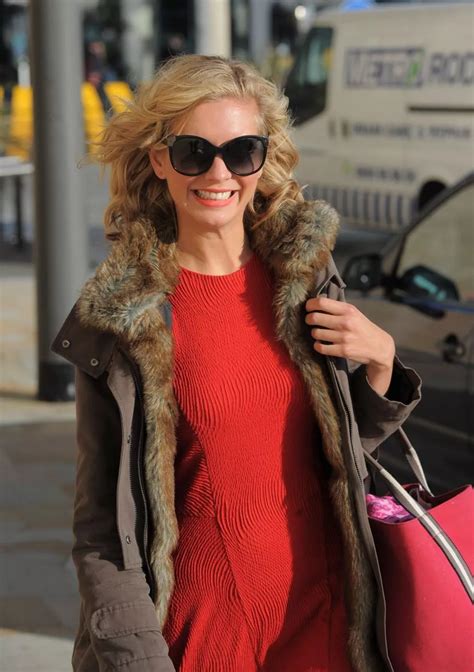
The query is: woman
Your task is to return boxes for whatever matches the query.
[53,55,421,672]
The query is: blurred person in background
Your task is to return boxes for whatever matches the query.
[85,39,119,111]
[53,55,421,672]
[0,43,16,106]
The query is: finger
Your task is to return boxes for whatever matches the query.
[305,296,348,315]
[310,328,343,343]
[305,312,342,328]
[313,341,346,357]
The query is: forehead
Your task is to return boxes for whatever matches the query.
[173,97,261,144]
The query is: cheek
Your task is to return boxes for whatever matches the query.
[239,175,261,203]
[166,174,193,204]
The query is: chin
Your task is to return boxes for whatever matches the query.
[194,209,244,228]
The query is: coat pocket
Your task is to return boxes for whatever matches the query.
[90,600,160,640]
[89,601,175,671]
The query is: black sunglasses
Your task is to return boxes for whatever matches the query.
[165,134,269,176]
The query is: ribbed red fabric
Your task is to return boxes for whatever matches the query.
[162,252,353,672]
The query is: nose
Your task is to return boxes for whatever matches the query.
[205,154,233,180]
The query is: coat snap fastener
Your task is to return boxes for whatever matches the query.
[90,358,99,367]
[62,339,70,348]
[125,535,132,544]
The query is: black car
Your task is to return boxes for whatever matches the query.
[342,173,474,493]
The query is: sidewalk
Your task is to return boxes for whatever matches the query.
[0,423,78,672]
[1,265,78,671]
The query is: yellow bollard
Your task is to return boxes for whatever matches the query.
[104,81,134,113]
[81,82,106,152]
[6,85,33,160]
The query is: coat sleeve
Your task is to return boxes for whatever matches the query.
[348,354,422,454]
[72,367,176,672]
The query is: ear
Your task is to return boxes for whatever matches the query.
[149,147,167,180]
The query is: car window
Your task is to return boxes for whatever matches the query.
[397,183,474,303]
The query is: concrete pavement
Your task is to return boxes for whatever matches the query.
[0,423,78,672]
[1,265,79,670]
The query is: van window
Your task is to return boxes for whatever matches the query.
[285,27,333,125]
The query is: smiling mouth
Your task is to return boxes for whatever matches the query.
[192,189,236,200]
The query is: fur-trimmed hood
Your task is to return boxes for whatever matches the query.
[73,199,385,672]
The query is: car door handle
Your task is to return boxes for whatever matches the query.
[440,333,466,362]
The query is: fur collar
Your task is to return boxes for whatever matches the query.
[76,200,382,672]
[77,199,340,340]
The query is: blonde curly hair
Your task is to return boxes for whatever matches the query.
[93,54,304,236]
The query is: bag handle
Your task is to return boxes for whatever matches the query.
[364,442,474,602]
[392,427,433,495]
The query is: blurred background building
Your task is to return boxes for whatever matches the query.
[1,0,470,90]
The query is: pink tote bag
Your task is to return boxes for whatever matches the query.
[365,429,474,672]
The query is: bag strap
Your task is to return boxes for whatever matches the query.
[364,447,474,602]
[393,427,433,495]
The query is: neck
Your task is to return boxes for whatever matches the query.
[176,224,252,276]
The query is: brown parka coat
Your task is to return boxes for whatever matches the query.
[52,200,421,672]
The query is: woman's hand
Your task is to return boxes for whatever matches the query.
[305,296,396,397]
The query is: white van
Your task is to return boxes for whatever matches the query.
[285,3,474,231]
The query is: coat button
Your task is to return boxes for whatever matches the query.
[90,358,99,367]
[125,535,132,544]
[62,339,70,348]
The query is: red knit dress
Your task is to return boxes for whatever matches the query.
[162,252,353,672]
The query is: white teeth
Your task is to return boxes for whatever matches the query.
[195,190,233,200]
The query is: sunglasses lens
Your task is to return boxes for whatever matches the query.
[169,136,267,176]
[171,137,213,175]
[224,137,266,175]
